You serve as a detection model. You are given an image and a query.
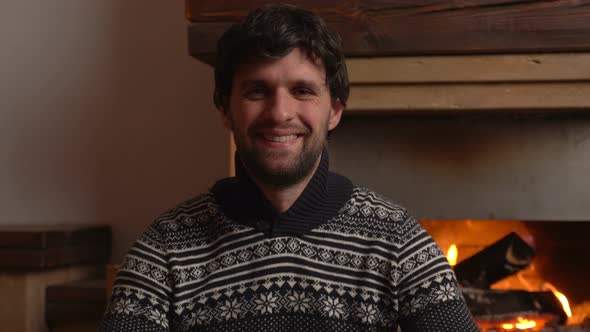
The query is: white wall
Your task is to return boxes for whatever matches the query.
[0,0,228,261]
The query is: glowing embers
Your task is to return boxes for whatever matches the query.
[477,270,587,331]
[480,316,541,330]
[479,316,546,331]
[502,317,537,330]
[462,287,567,331]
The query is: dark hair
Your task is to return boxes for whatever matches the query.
[213,4,349,110]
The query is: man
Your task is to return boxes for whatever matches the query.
[100,4,479,332]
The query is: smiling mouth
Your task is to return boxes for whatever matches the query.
[262,134,299,143]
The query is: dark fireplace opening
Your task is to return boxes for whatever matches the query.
[420,220,590,331]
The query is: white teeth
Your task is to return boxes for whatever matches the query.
[263,135,298,142]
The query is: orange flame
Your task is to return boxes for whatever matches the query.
[543,283,572,318]
[446,244,458,267]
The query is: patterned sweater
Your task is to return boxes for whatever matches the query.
[100,152,479,331]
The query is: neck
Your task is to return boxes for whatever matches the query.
[213,149,353,236]
[243,157,321,213]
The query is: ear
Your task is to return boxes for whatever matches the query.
[328,98,344,131]
[219,106,233,131]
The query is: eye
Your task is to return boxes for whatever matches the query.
[243,87,267,100]
[293,87,315,98]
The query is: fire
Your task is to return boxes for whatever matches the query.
[501,323,514,329]
[553,290,572,318]
[446,244,458,267]
[543,283,572,318]
[477,316,552,331]
[515,317,537,329]
[501,317,537,330]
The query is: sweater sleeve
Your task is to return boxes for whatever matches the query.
[99,224,172,332]
[395,213,480,332]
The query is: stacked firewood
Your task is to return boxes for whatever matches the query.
[455,232,570,330]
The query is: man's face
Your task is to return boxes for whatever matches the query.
[221,48,343,187]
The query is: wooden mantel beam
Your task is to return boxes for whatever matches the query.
[186,0,590,64]
[346,54,590,113]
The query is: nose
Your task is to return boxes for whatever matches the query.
[265,89,295,123]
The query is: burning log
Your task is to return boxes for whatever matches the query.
[454,232,535,288]
[462,288,568,327]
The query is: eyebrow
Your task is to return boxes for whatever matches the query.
[238,80,266,90]
[293,80,324,91]
[238,79,325,91]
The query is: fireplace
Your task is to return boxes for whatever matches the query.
[184,2,590,330]
[326,108,590,331]
[327,110,590,332]
[421,220,590,331]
